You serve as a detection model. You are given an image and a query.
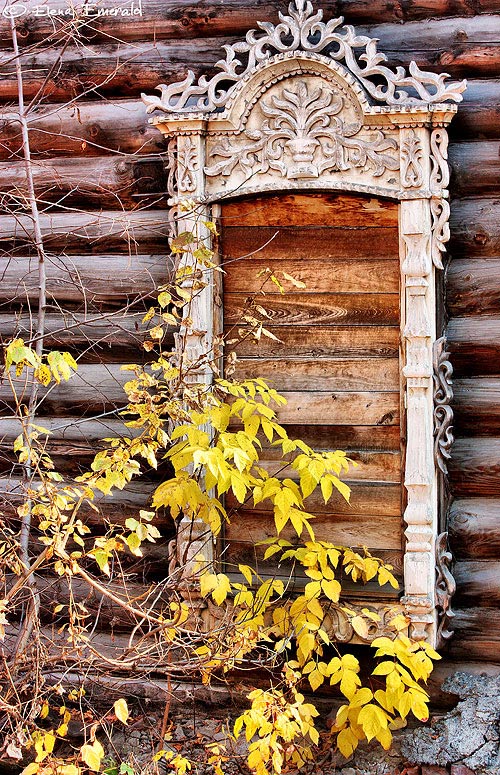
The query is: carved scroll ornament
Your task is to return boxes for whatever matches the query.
[435,532,456,648]
[205,80,399,181]
[433,337,454,476]
[142,0,466,115]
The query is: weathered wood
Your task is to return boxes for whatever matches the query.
[453,378,500,435]
[0,476,173,530]
[447,260,500,317]
[449,608,500,661]
[221,226,400,262]
[447,318,500,377]
[2,0,499,48]
[0,156,168,210]
[256,423,402,452]
[232,358,399,392]
[0,254,172,306]
[0,211,170,253]
[223,258,399,294]
[225,293,399,327]
[221,193,399,227]
[1,17,497,102]
[224,509,402,550]
[0,80,495,163]
[0,313,174,362]
[229,326,400,358]
[0,100,166,160]
[455,561,500,607]
[449,198,500,258]
[256,450,401,483]
[269,391,400,426]
[449,140,500,196]
[449,498,500,559]
[449,438,500,497]
[226,482,402,516]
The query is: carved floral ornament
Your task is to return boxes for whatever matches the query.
[142,0,465,648]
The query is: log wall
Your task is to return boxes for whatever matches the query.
[1,0,499,701]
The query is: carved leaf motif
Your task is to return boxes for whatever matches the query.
[204,81,399,181]
[401,130,424,188]
[435,531,455,647]
[142,0,466,114]
[433,337,454,475]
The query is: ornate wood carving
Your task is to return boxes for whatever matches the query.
[433,337,454,476]
[205,80,399,181]
[435,531,456,648]
[142,0,466,114]
[143,0,462,647]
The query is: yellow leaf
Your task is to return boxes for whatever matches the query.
[308,669,324,691]
[337,727,358,759]
[21,765,40,775]
[114,698,129,725]
[321,578,341,602]
[80,740,104,772]
[212,573,231,605]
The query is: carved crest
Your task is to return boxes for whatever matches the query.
[142,0,466,115]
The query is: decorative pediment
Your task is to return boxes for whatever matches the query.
[142,0,466,116]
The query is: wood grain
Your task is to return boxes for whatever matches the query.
[453,378,500,435]
[449,438,500,497]
[449,198,500,258]
[228,326,400,358]
[455,560,500,607]
[447,317,500,377]
[269,391,400,426]
[449,498,500,559]
[447,259,500,317]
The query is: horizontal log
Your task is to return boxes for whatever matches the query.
[2,0,500,49]
[223,257,400,294]
[231,357,400,392]
[0,17,497,102]
[449,608,500,662]
[449,140,500,197]
[454,560,500,607]
[271,391,400,426]
[0,210,170,254]
[229,325,400,358]
[0,156,168,210]
[256,450,401,483]
[447,318,500,377]
[221,193,398,227]
[449,198,500,258]
[221,226,400,262]
[226,482,402,516]
[453,378,500,435]
[0,79,495,164]
[0,253,171,307]
[256,423,402,452]
[447,259,500,317]
[449,498,500,559]
[0,99,166,159]
[449,438,500,497]
[0,312,174,361]
[225,293,399,326]
[224,508,403,550]
[0,476,174,531]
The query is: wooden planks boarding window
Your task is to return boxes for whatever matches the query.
[220,192,403,598]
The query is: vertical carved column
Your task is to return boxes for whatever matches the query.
[169,130,220,612]
[400,195,438,644]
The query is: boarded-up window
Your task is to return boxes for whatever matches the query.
[220,192,403,598]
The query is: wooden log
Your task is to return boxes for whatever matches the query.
[255,423,402,452]
[0,210,170,253]
[265,391,400,426]
[225,293,399,327]
[449,438,500,497]
[449,608,500,662]
[0,17,497,102]
[446,318,500,377]
[0,476,173,530]
[232,357,399,392]
[449,198,500,258]
[0,156,168,210]
[0,312,175,361]
[221,193,398,227]
[0,253,172,307]
[453,378,500,435]
[446,260,500,317]
[449,498,500,559]
[256,450,401,483]
[229,326,400,358]
[0,80,494,163]
[0,99,166,160]
[223,257,400,293]
[449,140,500,197]
[450,79,500,140]
[2,0,500,48]
[221,226,399,262]
[454,560,500,607]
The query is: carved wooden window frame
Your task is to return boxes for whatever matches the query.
[143,0,463,648]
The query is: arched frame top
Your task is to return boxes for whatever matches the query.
[143,0,462,649]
